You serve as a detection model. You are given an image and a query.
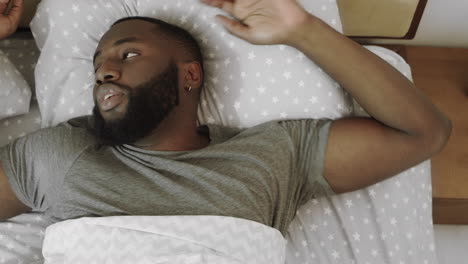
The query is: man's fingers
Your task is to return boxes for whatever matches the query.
[0,0,9,14]
[215,15,250,41]
[6,0,23,25]
[200,0,234,15]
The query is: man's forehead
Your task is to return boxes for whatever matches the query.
[99,19,157,44]
[93,19,178,64]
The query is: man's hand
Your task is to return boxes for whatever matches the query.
[200,0,311,45]
[0,0,23,40]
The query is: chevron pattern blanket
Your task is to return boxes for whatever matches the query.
[42,215,286,263]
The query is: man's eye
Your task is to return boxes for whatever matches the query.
[123,52,139,59]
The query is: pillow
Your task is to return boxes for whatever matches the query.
[0,32,41,97]
[30,0,347,128]
[0,49,32,120]
[0,100,41,147]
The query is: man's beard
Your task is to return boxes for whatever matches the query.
[90,62,179,147]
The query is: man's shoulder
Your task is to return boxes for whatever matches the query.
[207,120,285,142]
[43,115,97,147]
[239,118,334,141]
[203,119,328,142]
[66,115,93,129]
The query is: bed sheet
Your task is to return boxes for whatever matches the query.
[0,33,45,264]
[0,213,52,264]
[0,13,439,264]
[0,31,39,98]
[0,100,41,148]
[0,48,439,264]
[3,216,463,263]
[0,32,42,147]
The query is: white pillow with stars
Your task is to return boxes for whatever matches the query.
[0,49,32,120]
[30,0,347,128]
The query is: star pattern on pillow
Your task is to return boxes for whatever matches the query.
[0,45,34,121]
[286,162,438,264]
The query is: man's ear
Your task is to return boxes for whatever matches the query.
[181,61,203,90]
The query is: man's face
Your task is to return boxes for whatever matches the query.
[91,19,180,146]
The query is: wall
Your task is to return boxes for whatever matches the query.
[434,225,468,263]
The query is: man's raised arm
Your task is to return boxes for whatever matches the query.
[201,0,451,193]
[286,16,451,192]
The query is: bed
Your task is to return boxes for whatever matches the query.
[0,0,464,263]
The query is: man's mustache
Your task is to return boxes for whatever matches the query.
[97,81,132,93]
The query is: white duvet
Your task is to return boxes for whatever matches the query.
[42,215,286,264]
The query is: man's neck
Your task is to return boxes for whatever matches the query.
[130,117,210,152]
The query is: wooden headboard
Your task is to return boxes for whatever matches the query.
[337,0,427,39]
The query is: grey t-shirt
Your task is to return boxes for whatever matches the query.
[0,116,335,235]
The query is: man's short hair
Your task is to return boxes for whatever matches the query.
[113,16,204,78]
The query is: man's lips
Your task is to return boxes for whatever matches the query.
[97,83,127,111]
[101,94,125,111]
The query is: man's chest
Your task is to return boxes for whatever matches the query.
[49,150,293,225]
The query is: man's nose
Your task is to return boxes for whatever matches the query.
[95,61,121,85]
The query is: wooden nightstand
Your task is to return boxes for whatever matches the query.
[402,46,468,224]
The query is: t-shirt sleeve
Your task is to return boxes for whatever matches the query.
[0,118,93,211]
[278,118,336,203]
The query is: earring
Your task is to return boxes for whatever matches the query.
[185,86,192,92]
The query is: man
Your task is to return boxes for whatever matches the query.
[0,0,451,236]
